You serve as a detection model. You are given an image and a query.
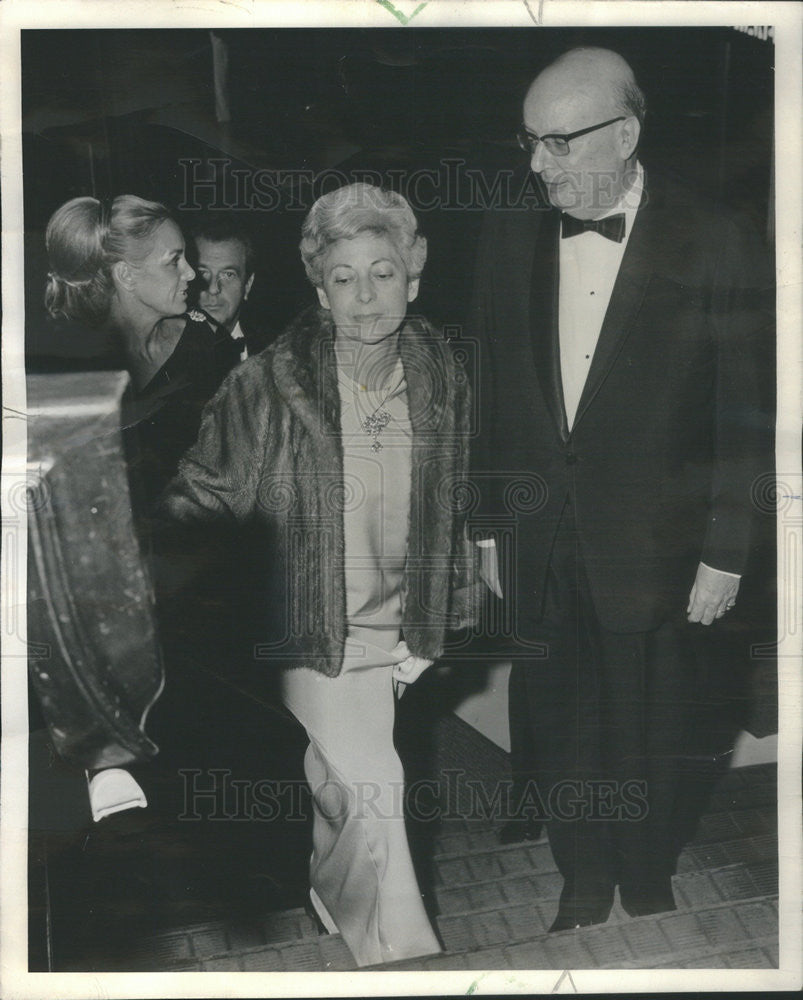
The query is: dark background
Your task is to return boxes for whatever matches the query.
[23,26,774,363]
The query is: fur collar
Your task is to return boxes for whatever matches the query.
[270,305,457,444]
[268,304,465,664]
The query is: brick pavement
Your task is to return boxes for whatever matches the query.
[115,762,778,973]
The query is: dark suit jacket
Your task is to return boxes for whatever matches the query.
[239,316,272,357]
[468,167,773,636]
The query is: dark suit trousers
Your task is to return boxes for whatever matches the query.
[508,499,739,916]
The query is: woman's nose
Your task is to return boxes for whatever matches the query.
[357,277,375,302]
[182,259,196,282]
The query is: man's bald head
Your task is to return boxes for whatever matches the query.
[522,47,645,219]
[530,48,646,127]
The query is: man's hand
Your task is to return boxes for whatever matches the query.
[477,538,503,599]
[687,562,740,625]
[391,640,434,693]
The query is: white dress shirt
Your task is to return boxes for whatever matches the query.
[230,319,248,361]
[477,173,645,552]
[558,162,644,430]
[478,164,737,596]
[556,162,738,583]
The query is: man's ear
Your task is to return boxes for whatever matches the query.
[619,116,641,160]
[316,286,331,310]
[244,273,255,300]
[111,259,136,293]
[407,277,420,303]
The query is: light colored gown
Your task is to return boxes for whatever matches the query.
[279,356,442,967]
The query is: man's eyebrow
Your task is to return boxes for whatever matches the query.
[199,260,243,271]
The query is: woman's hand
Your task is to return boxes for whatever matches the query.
[391,640,434,693]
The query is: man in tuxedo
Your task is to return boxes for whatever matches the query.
[191,216,265,361]
[469,47,772,930]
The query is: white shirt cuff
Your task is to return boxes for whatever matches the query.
[700,561,741,580]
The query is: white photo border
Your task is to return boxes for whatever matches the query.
[1,2,800,996]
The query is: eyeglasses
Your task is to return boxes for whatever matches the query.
[516,116,626,157]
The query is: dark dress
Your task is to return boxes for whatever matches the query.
[121,311,243,760]
[124,311,241,509]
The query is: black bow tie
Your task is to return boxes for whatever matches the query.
[561,212,626,243]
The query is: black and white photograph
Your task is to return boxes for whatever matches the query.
[1,1,800,995]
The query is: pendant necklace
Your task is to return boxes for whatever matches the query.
[359,371,404,452]
[362,404,392,452]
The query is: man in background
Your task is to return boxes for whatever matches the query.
[191,215,266,360]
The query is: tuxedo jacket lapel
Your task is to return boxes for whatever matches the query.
[572,175,662,430]
[529,209,569,443]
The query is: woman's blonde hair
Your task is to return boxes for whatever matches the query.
[45,194,171,327]
[299,183,427,288]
